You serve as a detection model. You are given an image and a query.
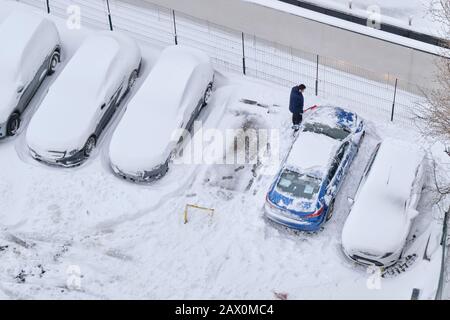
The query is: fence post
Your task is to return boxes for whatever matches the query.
[105,0,113,31]
[390,78,398,122]
[411,288,420,300]
[315,54,319,96]
[241,32,246,75]
[46,0,50,14]
[435,208,449,300]
[172,10,178,45]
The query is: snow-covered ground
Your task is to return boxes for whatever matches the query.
[246,0,448,55]
[0,1,448,300]
[298,0,445,37]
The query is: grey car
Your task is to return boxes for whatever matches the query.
[0,10,61,139]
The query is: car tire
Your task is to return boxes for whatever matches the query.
[163,160,170,175]
[47,50,60,76]
[127,70,139,91]
[7,113,21,136]
[84,135,96,157]
[326,199,335,222]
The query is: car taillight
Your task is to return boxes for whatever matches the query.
[265,194,275,208]
[305,206,324,218]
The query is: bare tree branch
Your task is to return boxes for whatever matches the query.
[420,1,450,198]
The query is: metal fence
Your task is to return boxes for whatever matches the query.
[436,208,449,300]
[19,0,426,126]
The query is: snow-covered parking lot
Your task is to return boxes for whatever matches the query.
[0,1,448,300]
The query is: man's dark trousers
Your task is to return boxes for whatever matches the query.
[292,112,303,126]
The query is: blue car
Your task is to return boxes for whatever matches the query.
[264,106,365,231]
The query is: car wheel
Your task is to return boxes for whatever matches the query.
[7,113,21,136]
[163,160,170,175]
[128,70,139,91]
[326,199,335,221]
[84,135,96,157]
[47,50,60,76]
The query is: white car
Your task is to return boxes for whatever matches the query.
[109,45,215,183]
[27,31,142,167]
[342,138,426,267]
[0,10,60,139]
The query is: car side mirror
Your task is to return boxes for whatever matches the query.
[407,208,419,219]
[347,197,355,206]
[17,84,24,94]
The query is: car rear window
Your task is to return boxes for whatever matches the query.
[303,122,351,141]
[276,169,321,200]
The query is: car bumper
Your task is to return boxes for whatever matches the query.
[111,162,169,184]
[342,248,401,268]
[264,202,324,232]
[29,148,85,168]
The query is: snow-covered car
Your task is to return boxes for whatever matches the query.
[26,31,142,167]
[109,45,214,183]
[0,10,60,139]
[341,139,426,267]
[264,106,365,231]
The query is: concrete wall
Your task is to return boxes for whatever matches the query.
[143,0,442,91]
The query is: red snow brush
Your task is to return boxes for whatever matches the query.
[305,104,318,112]
[273,291,289,300]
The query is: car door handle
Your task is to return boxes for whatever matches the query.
[101,104,106,110]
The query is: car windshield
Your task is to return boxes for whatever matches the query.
[276,169,321,200]
[303,122,351,141]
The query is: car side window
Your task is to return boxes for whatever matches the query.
[327,162,339,184]
[336,142,348,164]
[326,143,348,183]
[364,143,381,177]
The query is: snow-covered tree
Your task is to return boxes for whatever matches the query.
[422,1,450,200]
[422,1,450,145]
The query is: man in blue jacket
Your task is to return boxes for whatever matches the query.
[289,84,306,132]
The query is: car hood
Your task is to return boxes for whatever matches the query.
[109,122,174,174]
[342,197,410,255]
[26,98,93,154]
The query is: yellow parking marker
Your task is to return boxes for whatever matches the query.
[184,204,215,224]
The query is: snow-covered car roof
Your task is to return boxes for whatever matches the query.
[284,106,357,177]
[285,131,340,178]
[0,10,59,122]
[304,106,359,130]
[26,31,140,152]
[0,10,52,82]
[109,45,213,173]
[342,138,425,255]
